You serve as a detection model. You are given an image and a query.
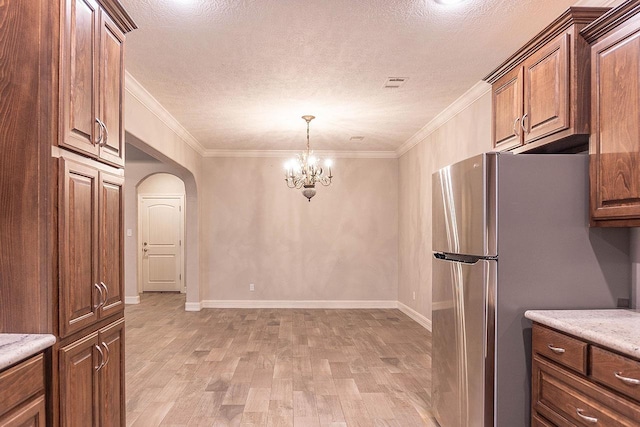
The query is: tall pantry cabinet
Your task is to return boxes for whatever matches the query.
[0,0,136,425]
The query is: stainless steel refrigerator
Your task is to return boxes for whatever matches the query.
[431,152,630,427]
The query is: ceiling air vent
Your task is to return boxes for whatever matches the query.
[350,136,365,142]
[383,77,408,89]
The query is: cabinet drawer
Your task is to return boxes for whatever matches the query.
[533,325,588,374]
[0,355,45,417]
[590,346,640,402]
[533,356,640,426]
[0,395,46,427]
[532,413,554,427]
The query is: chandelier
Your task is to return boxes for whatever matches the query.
[284,115,333,202]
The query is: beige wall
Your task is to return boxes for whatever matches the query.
[398,87,493,320]
[200,156,398,302]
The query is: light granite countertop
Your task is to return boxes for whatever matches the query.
[525,309,640,359]
[0,334,56,371]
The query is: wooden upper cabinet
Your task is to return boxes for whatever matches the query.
[583,2,640,226]
[99,12,126,167]
[492,67,523,151]
[485,7,608,153]
[60,0,101,159]
[523,33,570,144]
[60,0,131,168]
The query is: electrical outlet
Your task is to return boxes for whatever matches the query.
[412,291,416,300]
[249,283,255,292]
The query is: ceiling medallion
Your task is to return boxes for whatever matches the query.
[284,115,333,202]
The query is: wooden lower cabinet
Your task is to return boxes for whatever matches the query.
[59,318,125,427]
[0,355,46,427]
[531,324,640,426]
[0,396,46,427]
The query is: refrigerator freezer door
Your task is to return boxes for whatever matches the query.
[432,153,497,257]
[432,255,496,427]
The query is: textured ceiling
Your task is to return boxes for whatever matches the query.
[121,0,592,152]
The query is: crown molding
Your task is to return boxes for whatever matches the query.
[125,71,207,157]
[202,149,398,159]
[396,81,491,157]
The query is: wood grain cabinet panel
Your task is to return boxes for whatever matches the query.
[59,158,100,338]
[586,8,640,226]
[492,67,524,151]
[60,0,127,167]
[590,346,640,402]
[523,34,570,144]
[60,332,100,427]
[99,13,126,167]
[59,158,126,338]
[533,325,588,375]
[98,172,124,319]
[0,355,46,427]
[0,396,46,427]
[0,0,134,425]
[59,319,125,427]
[485,8,607,153]
[531,324,640,426]
[60,0,101,159]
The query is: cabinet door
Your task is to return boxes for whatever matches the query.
[0,396,46,427]
[59,158,100,337]
[591,18,640,222]
[492,66,523,151]
[60,0,100,158]
[523,33,570,144]
[98,172,124,318]
[98,319,125,427]
[99,11,126,167]
[60,332,100,427]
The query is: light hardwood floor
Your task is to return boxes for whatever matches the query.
[125,293,436,426]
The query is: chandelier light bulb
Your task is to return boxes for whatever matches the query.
[324,159,333,168]
[309,156,317,165]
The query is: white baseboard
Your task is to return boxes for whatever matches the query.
[397,301,432,332]
[200,300,397,309]
[183,299,431,331]
[185,301,203,312]
[124,296,140,305]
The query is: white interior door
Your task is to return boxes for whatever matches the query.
[139,195,184,292]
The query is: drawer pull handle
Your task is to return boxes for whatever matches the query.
[576,408,598,423]
[547,344,565,354]
[614,372,640,386]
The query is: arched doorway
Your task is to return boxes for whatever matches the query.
[137,173,185,293]
[123,138,199,309]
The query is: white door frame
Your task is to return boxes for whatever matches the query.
[137,194,185,294]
